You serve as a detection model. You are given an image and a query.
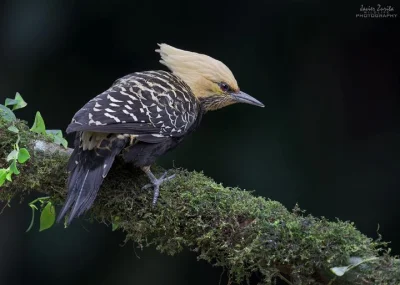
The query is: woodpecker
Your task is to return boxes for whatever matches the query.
[58,44,264,224]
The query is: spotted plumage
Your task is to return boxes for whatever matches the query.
[68,71,199,138]
[58,44,264,224]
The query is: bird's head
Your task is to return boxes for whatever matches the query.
[156,44,264,111]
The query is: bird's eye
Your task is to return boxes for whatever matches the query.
[219,82,230,92]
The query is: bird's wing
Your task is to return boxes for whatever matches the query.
[66,71,199,143]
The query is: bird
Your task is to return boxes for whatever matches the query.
[57,44,264,224]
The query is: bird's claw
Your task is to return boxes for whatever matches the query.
[142,171,176,205]
[160,172,167,180]
[163,173,176,182]
[142,183,153,190]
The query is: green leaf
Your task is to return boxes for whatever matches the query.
[5,98,18,106]
[47,129,68,148]
[0,169,7,186]
[60,137,68,148]
[39,202,56,232]
[30,111,46,135]
[12,93,27,110]
[6,150,19,162]
[53,135,68,149]
[7,126,19,133]
[112,216,120,231]
[6,171,12,182]
[46,129,62,136]
[0,104,16,122]
[18,148,30,163]
[5,93,27,110]
[9,160,20,175]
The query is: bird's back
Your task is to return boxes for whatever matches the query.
[59,70,202,224]
[67,70,199,136]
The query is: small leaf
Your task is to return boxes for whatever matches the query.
[112,216,120,231]
[47,129,68,148]
[12,93,27,110]
[6,150,19,162]
[53,135,68,149]
[9,160,20,175]
[29,203,38,211]
[6,171,12,182]
[46,129,62,137]
[0,104,16,122]
[39,202,56,232]
[17,148,30,164]
[5,98,18,106]
[7,126,19,133]
[30,111,46,135]
[5,93,27,110]
[0,169,7,186]
[60,138,68,148]
[330,266,350,276]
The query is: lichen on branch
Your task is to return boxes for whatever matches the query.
[0,118,399,285]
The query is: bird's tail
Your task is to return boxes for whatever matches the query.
[57,132,127,225]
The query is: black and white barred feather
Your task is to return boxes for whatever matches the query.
[58,71,203,224]
[67,70,199,138]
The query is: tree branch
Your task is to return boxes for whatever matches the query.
[0,118,399,285]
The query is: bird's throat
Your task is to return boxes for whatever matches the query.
[198,95,234,111]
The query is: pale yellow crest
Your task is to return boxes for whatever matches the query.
[156,44,238,97]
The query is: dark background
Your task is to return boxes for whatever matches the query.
[0,1,399,284]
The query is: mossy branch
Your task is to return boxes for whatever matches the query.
[0,118,399,285]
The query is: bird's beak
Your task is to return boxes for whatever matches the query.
[231,91,265,107]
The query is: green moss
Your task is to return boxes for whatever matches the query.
[0,118,68,201]
[0,118,399,285]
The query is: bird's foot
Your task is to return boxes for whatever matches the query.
[142,171,176,205]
